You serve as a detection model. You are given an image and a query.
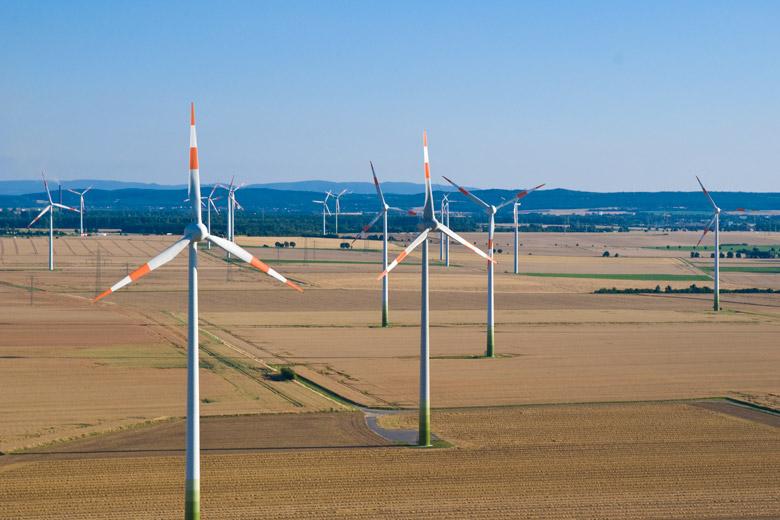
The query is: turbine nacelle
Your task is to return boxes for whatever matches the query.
[185,222,209,242]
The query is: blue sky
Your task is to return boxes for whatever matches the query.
[1,1,778,191]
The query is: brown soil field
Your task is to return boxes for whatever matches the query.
[1,403,778,519]
[0,281,341,453]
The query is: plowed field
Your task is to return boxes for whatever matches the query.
[1,403,778,519]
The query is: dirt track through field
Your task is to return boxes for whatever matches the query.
[689,401,780,429]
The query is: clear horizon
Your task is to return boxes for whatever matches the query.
[1,1,778,192]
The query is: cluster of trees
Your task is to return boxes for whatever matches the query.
[595,284,776,295]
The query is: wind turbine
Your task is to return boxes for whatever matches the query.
[205,184,223,250]
[439,193,449,261]
[92,105,302,520]
[331,188,349,235]
[313,192,332,236]
[442,176,543,357]
[695,176,721,311]
[27,172,81,270]
[66,186,93,236]
[378,132,495,446]
[352,161,408,327]
[219,177,245,258]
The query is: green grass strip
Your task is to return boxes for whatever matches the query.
[517,272,712,281]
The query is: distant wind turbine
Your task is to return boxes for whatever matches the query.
[378,132,494,446]
[205,184,223,250]
[443,176,543,357]
[313,192,332,236]
[66,186,93,236]
[27,172,81,270]
[93,105,303,520]
[352,161,409,327]
[331,188,349,235]
[695,176,722,311]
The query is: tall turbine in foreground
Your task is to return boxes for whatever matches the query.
[27,172,81,270]
[352,162,408,327]
[378,132,494,446]
[695,176,721,311]
[442,176,543,357]
[313,192,332,236]
[66,186,93,236]
[93,105,302,519]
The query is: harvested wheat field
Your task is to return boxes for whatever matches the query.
[1,403,778,519]
[1,232,779,518]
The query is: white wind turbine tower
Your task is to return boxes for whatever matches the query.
[442,177,543,357]
[352,161,409,327]
[331,188,348,235]
[93,105,302,520]
[313,192,332,236]
[378,132,494,446]
[66,185,93,236]
[439,193,449,261]
[205,184,223,250]
[695,176,721,311]
[27,172,81,270]
[219,177,245,258]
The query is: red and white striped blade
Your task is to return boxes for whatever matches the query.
[442,175,490,211]
[497,183,545,210]
[437,222,496,264]
[378,228,431,280]
[66,188,81,196]
[337,188,348,198]
[209,184,219,198]
[53,202,81,213]
[41,171,53,204]
[352,211,383,244]
[370,161,387,207]
[696,214,718,246]
[83,186,93,195]
[207,234,303,292]
[27,205,51,228]
[93,236,190,303]
[210,199,221,214]
[422,131,434,220]
[696,176,718,210]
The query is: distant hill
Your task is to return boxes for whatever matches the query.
[1,185,778,214]
[0,179,187,196]
[0,179,471,197]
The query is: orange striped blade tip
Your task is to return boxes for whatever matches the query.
[92,288,113,303]
[191,103,195,125]
[190,147,198,170]
[130,263,151,281]
[285,279,304,293]
[423,131,427,147]
[377,269,389,281]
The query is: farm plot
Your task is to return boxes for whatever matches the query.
[219,319,780,409]
[0,282,339,453]
[0,403,778,519]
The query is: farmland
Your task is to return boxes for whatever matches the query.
[1,230,779,518]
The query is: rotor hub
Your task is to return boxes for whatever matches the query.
[185,222,209,242]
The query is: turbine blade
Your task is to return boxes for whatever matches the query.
[93,237,190,302]
[352,211,383,243]
[442,175,490,211]
[209,184,219,198]
[27,205,51,228]
[497,184,545,210]
[370,161,387,207]
[378,228,431,280]
[52,202,81,213]
[207,234,303,292]
[696,214,718,246]
[695,176,718,210]
[422,131,434,220]
[437,222,496,264]
[338,188,348,198]
[66,188,81,196]
[210,199,220,214]
[83,185,93,195]
[41,171,53,204]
